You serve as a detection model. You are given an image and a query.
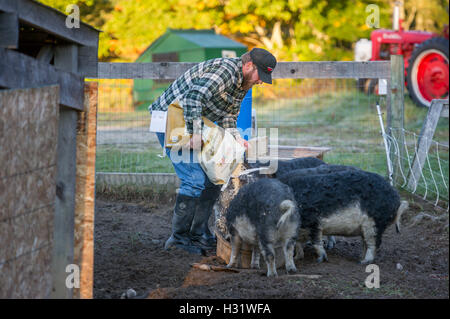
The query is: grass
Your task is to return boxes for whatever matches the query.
[96,145,174,173]
[254,89,448,143]
[97,110,150,129]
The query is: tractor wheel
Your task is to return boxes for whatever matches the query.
[406,37,449,107]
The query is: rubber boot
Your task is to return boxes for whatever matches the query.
[164,194,204,255]
[190,185,221,250]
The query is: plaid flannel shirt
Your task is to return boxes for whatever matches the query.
[149,57,248,138]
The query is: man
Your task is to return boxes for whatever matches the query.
[150,48,277,254]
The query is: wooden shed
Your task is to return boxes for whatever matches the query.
[133,28,248,105]
[0,0,99,299]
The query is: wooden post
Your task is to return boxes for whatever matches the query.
[386,77,392,133]
[37,45,54,64]
[51,43,81,299]
[51,105,78,299]
[407,99,449,191]
[73,82,97,299]
[389,55,405,186]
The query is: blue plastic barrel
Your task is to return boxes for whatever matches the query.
[236,88,252,141]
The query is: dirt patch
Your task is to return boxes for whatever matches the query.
[93,192,448,299]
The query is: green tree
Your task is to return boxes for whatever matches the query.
[38,0,448,62]
[400,0,449,32]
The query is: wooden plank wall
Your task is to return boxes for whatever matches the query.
[0,86,59,298]
[73,82,97,299]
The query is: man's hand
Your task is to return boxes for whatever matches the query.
[235,136,249,150]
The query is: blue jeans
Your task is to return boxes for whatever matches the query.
[156,132,215,198]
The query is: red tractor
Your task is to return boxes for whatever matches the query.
[355,6,449,107]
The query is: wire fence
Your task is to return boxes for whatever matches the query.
[252,79,388,175]
[93,77,449,211]
[388,128,449,211]
[96,78,386,172]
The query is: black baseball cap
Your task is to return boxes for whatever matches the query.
[249,48,277,84]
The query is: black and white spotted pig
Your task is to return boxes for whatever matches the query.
[276,163,360,181]
[244,158,343,250]
[275,164,360,252]
[246,156,326,178]
[225,178,300,277]
[278,169,408,264]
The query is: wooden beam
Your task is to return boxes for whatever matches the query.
[97,62,193,79]
[407,99,449,191]
[0,0,99,47]
[0,11,18,48]
[273,61,390,79]
[0,48,84,111]
[36,44,54,64]
[96,61,391,79]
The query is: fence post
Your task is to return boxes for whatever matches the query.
[407,99,448,192]
[51,44,80,299]
[389,55,405,186]
[73,82,98,299]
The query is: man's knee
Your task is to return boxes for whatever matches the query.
[179,169,207,198]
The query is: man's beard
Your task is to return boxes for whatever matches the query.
[242,73,255,91]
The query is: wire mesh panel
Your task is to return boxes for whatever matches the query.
[94,79,174,174]
[388,128,449,211]
[252,78,390,175]
[94,78,390,175]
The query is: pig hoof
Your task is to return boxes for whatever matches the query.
[358,259,373,265]
[286,267,297,274]
[251,263,260,269]
[226,262,237,268]
[317,254,328,263]
[266,272,278,277]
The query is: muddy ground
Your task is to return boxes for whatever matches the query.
[93,190,448,299]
